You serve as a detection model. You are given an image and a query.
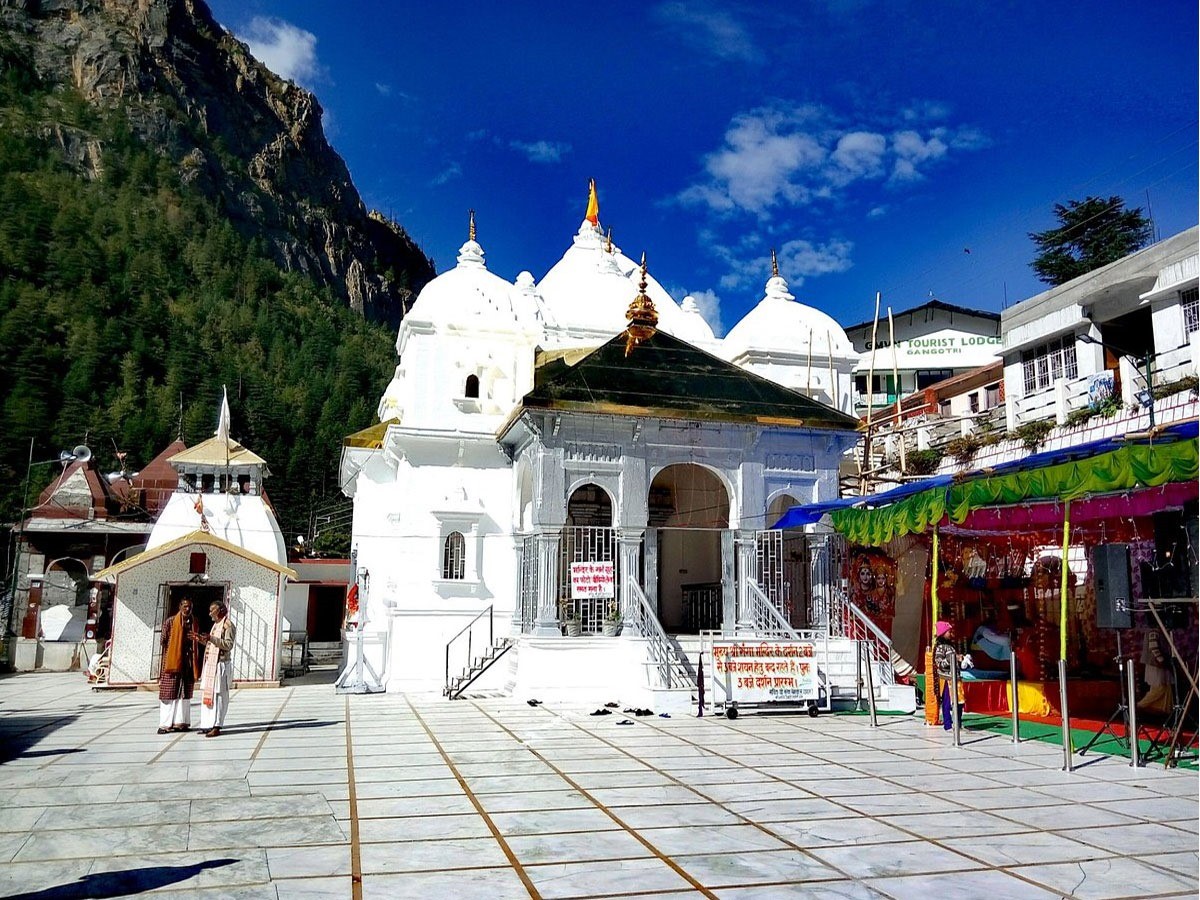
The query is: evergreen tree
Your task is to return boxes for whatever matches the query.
[0,45,395,551]
[1028,196,1154,286]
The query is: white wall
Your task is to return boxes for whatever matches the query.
[109,547,282,685]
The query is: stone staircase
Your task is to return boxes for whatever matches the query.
[307,641,344,668]
[444,637,515,699]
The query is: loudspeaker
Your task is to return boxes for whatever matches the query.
[1093,543,1132,629]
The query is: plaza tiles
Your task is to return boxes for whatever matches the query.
[0,672,1195,899]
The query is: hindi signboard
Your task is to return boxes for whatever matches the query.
[711,640,819,703]
[570,560,615,599]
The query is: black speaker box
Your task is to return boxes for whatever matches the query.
[1093,543,1132,629]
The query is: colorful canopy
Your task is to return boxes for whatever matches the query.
[776,421,1199,545]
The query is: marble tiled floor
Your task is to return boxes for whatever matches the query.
[0,673,1196,899]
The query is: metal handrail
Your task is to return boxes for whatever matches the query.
[743,579,800,639]
[844,599,895,687]
[444,605,493,691]
[624,577,692,690]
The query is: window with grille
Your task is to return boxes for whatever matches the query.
[442,532,466,580]
[1182,287,1199,336]
[1020,337,1077,394]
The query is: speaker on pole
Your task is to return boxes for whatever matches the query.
[1094,543,1132,629]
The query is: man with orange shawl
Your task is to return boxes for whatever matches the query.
[197,600,236,738]
[158,598,200,733]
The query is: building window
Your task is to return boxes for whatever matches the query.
[1183,287,1199,336]
[968,392,980,413]
[938,399,951,416]
[985,383,1001,408]
[442,532,466,580]
[1021,337,1077,394]
[464,374,480,398]
[916,369,953,389]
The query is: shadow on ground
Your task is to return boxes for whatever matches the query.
[5,859,237,900]
[0,713,80,764]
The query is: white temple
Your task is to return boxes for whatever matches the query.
[340,189,864,702]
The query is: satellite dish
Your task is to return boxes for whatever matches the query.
[72,445,92,462]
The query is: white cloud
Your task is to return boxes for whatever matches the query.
[901,100,951,122]
[652,1,758,63]
[679,105,826,215]
[509,140,571,164]
[374,82,392,96]
[686,288,726,337]
[240,17,320,85]
[431,163,462,186]
[679,102,985,215]
[830,131,887,183]
[867,205,888,219]
[717,237,853,291]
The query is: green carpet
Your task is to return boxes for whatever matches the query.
[963,714,1198,770]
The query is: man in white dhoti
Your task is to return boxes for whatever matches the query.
[197,600,236,737]
[158,598,199,734]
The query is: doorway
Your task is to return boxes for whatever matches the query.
[151,584,226,678]
[648,464,730,633]
[307,585,347,642]
[657,528,723,632]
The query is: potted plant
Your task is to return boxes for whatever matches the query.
[602,600,622,637]
[560,600,582,637]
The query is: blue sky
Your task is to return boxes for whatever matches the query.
[208,1,1198,335]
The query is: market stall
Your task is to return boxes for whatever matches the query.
[777,422,1199,730]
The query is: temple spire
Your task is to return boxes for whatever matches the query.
[624,252,659,356]
[771,247,779,278]
[468,209,476,242]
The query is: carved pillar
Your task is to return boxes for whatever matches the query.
[720,530,736,630]
[735,532,757,627]
[510,536,527,636]
[618,529,645,621]
[642,528,658,616]
[534,531,562,636]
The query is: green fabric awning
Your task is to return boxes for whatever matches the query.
[830,438,1198,547]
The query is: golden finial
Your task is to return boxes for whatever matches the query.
[624,252,659,356]
[771,247,779,278]
[605,227,614,253]
[468,209,476,242]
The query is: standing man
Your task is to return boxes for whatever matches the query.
[197,600,236,738]
[158,598,199,734]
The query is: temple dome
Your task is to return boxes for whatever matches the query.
[406,236,521,331]
[537,221,686,338]
[674,296,716,344]
[722,272,854,360]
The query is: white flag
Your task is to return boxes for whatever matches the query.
[215,386,231,443]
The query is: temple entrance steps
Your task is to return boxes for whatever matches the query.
[307,641,344,667]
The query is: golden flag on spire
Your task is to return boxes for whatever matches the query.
[585,178,599,225]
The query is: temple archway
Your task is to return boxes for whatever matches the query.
[649,464,730,632]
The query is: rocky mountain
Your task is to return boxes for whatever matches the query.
[0,0,434,325]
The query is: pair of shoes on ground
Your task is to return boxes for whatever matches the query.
[196,727,221,738]
[157,725,190,734]
[589,708,612,716]
[615,719,634,725]
[623,707,654,717]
